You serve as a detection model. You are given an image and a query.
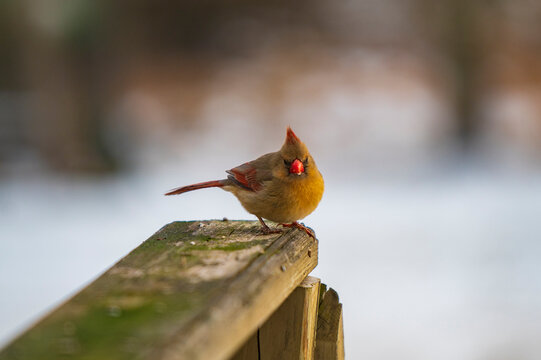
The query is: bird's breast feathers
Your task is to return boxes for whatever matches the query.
[230,169,324,223]
[283,172,324,218]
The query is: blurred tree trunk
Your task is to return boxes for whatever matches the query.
[416,0,487,148]
[15,0,116,173]
[419,0,486,148]
[445,0,481,148]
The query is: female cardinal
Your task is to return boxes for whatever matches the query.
[165,127,324,237]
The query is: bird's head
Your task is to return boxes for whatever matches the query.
[279,127,312,176]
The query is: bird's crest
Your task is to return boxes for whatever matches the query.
[286,126,301,145]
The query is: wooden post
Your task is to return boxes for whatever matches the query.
[259,276,320,360]
[314,285,345,360]
[0,220,318,360]
[231,276,320,360]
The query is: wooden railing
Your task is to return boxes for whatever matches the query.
[0,220,344,360]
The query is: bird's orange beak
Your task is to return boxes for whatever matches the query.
[290,159,304,175]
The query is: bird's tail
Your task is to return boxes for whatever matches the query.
[164,180,226,196]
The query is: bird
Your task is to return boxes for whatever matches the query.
[165,126,324,238]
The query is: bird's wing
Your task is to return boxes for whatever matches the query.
[226,153,274,192]
[226,162,263,191]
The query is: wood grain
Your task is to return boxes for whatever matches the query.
[230,276,320,360]
[0,220,318,360]
[314,285,345,360]
[259,276,320,360]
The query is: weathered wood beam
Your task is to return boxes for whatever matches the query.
[230,276,321,360]
[314,285,345,360]
[0,220,318,360]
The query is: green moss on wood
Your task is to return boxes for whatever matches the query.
[0,220,285,360]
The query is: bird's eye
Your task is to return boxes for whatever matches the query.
[303,157,309,164]
[283,159,291,167]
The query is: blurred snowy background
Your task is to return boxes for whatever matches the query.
[2,1,541,359]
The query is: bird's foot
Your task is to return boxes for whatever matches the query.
[280,222,315,239]
[260,226,283,235]
[257,216,282,235]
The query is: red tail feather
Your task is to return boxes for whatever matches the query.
[164,180,225,195]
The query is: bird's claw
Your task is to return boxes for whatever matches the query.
[280,222,316,239]
[260,227,283,235]
[257,216,283,235]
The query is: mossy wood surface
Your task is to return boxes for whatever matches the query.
[0,220,318,360]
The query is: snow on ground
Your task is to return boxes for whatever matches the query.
[1,164,541,359]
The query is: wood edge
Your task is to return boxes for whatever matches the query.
[161,229,318,360]
[302,277,321,360]
[314,285,344,360]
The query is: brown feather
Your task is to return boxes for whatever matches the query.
[285,126,301,145]
[164,180,225,195]
[226,163,262,191]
